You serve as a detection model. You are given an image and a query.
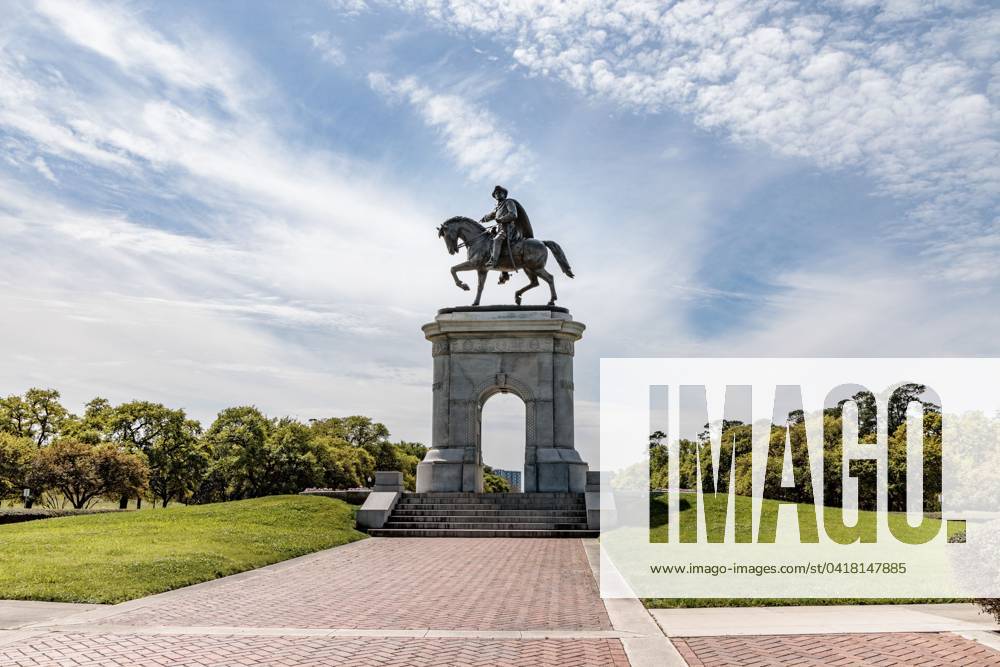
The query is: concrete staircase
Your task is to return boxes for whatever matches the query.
[368,492,596,538]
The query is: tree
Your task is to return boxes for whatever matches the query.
[29,440,148,509]
[0,395,31,438]
[311,436,375,489]
[483,466,511,493]
[308,416,424,490]
[147,417,207,507]
[105,401,204,507]
[204,410,333,498]
[24,388,69,446]
[0,433,36,502]
[262,418,325,496]
[887,410,942,512]
[203,406,271,500]
[61,397,114,444]
[0,388,69,446]
[649,438,670,490]
[887,383,939,435]
[311,416,390,449]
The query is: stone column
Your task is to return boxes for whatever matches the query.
[416,306,589,493]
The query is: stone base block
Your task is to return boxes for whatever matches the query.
[525,447,588,492]
[416,457,483,492]
[373,471,403,492]
[529,461,588,492]
[356,491,400,530]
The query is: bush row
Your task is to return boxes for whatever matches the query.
[1,388,426,509]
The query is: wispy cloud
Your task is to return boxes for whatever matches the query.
[2,0,997,462]
[368,72,536,183]
[0,0,448,435]
[309,31,346,66]
[32,0,250,106]
[326,0,370,17]
[31,156,57,183]
[382,0,1000,279]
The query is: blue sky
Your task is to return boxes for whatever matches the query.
[1,0,997,472]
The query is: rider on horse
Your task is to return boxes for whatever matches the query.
[481,185,534,269]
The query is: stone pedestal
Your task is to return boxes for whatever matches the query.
[416,306,589,493]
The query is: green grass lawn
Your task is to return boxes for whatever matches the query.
[0,495,366,604]
[646,492,964,609]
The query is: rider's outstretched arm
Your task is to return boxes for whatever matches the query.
[480,210,496,223]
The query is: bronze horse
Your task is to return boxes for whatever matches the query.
[438,216,574,306]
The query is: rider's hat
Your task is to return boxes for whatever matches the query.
[492,185,508,199]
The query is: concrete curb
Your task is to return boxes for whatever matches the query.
[647,603,1000,638]
[582,539,686,667]
[958,630,1000,654]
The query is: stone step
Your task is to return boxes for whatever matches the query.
[383,521,587,530]
[397,500,584,507]
[402,492,583,500]
[389,512,587,523]
[392,510,587,519]
[398,496,584,502]
[373,491,592,538]
[368,528,599,538]
[397,498,585,505]
[396,503,584,512]
[387,516,586,524]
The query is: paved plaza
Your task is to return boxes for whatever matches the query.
[0,538,998,666]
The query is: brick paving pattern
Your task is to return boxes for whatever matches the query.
[4,534,999,666]
[99,538,611,631]
[0,632,631,666]
[672,632,1000,666]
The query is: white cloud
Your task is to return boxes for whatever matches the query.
[368,72,536,183]
[31,0,251,108]
[31,156,57,182]
[326,0,370,17]
[309,31,346,66]
[383,0,1000,280]
[0,1,454,438]
[2,0,997,459]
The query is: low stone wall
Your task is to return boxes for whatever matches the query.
[300,489,371,505]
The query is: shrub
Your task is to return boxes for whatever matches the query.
[977,599,1000,623]
[0,507,118,524]
[28,440,149,509]
[0,433,36,501]
[483,466,511,493]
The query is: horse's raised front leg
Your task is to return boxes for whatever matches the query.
[535,267,557,305]
[451,261,476,291]
[515,269,539,306]
[472,270,487,306]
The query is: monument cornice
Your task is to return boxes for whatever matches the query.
[423,311,585,341]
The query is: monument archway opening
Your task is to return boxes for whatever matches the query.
[479,390,526,492]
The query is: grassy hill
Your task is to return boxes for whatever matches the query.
[0,495,366,604]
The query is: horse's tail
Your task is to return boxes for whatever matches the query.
[543,241,575,278]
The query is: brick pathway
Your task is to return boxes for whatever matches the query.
[0,538,624,666]
[673,632,1000,666]
[0,633,630,666]
[100,538,611,631]
[3,537,1000,666]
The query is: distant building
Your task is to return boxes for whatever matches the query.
[492,468,522,492]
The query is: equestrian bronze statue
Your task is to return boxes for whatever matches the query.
[437,185,574,306]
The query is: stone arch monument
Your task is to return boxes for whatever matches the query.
[416,305,590,493]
